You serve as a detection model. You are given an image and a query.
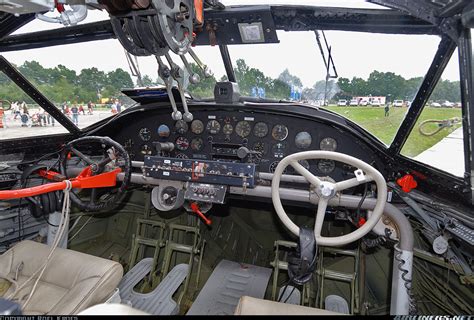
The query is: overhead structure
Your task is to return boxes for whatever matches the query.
[106,0,212,122]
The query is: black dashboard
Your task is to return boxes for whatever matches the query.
[107,102,388,185]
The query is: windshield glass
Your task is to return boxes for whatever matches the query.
[400,49,463,177]
[227,30,443,145]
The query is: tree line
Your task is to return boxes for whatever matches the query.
[0,61,134,104]
[0,59,461,106]
[335,71,461,103]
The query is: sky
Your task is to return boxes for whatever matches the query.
[2,0,460,88]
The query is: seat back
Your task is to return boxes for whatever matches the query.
[0,240,123,315]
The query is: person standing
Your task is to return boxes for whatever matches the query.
[384,104,390,117]
[12,101,19,120]
[87,101,94,115]
[71,104,79,125]
[116,99,122,113]
[21,101,29,115]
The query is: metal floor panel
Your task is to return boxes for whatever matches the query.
[187,259,272,315]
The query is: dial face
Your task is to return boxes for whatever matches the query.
[191,137,204,151]
[272,124,289,141]
[272,142,287,158]
[269,161,287,174]
[175,120,189,134]
[206,120,221,134]
[140,144,152,155]
[320,137,338,151]
[253,122,269,138]
[235,121,252,138]
[223,123,234,135]
[287,159,310,174]
[139,127,151,141]
[295,131,312,149]
[175,153,188,159]
[175,137,189,151]
[157,124,170,138]
[253,141,267,155]
[191,120,204,134]
[318,159,336,174]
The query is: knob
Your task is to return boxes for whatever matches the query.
[154,142,175,153]
[237,146,250,159]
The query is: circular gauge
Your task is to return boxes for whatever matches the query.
[253,122,269,138]
[287,159,310,174]
[236,121,252,138]
[140,144,152,155]
[190,137,204,151]
[223,123,234,135]
[175,137,189,151]
[295,131,312,149]
[206,120,221,134]
[139,127,151,141]
[272,142,287,158]
[320,137,338,151]
[191,120,204,134]
[176,153,188,159]
[269,161,287,174]
[157,124,170,138]
[272,124,289,141]
[253,141,267,155]
[175,120,189,134]
[318,159,336,174]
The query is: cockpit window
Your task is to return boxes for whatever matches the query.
[228,30,440,145]
[401,49,464,177]
[0,72,69,140]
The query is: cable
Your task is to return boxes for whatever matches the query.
[7,180,72,309]
[277,277,293,302]
[394,242,417,315]
[356,182,368,218]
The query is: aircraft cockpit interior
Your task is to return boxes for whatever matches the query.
[0,0,472,316]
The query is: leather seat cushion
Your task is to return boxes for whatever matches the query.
[0,240,123,315]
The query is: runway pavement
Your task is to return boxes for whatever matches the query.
[0,111,115,140]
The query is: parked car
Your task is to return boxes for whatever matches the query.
[441,100,454,107]
[359,99,369,106]
[454,102,462,108]
[393,100,404,107]
[337,99,347,106]
[431,102,441,107]
[370,99,381,106]
[349,99,358,106]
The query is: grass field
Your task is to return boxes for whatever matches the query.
[324,106,462,157]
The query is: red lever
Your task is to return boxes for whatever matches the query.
[38,169,66,182]
[0,167,121,200]
[190,202,212,225]
[396,174,418,193]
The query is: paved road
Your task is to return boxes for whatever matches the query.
[0,111,114,140]
[414,127,464,177]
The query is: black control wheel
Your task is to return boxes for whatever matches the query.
[60,136,131,212]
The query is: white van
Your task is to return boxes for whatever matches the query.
[393,100,404,107]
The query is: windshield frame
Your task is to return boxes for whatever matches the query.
[0,3,472,193]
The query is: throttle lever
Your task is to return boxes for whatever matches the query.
[165,53,193,122]
[156,55,182,121]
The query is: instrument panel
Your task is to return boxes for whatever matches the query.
[113,107,382,182]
